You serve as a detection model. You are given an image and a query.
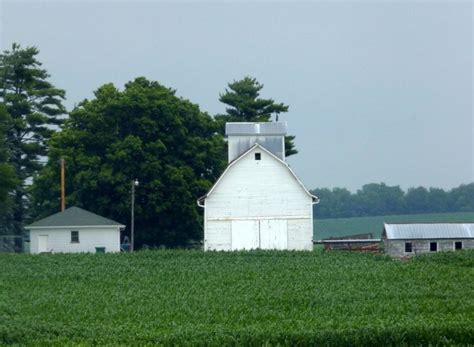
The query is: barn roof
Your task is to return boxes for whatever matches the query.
[26,207,125,229]
[225,122,287,135]
[383,223,474,240]
[197,143,319,205]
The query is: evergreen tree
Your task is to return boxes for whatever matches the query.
[0,105,17,232]
[0,43,66,234]
[216,76,297,157]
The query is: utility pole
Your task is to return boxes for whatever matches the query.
[131,179,139,252]
[60,159,65,211]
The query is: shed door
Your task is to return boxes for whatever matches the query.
[231,220,259,250]
[38,235,48,253]
[260,220,288,250]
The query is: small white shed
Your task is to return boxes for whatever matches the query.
[198,122,318,251]
[26,207,125,254]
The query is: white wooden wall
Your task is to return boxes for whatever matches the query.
[29,227,121,254]
[205,147,313,251]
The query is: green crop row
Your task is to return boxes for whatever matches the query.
[0,250,473,345]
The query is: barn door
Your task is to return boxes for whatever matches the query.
[260,220,288,250]
[38,235,48,253]
[231,220,259,250]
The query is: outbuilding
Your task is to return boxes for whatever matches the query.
[26,206,125,254]
[198,122,318,251]
[382,223,474,257]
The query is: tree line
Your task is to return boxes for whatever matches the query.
[0,43,294,246]
[311,183,474,219]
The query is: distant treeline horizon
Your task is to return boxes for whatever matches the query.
[310,182,474,219]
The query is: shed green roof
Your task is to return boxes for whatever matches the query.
[26,207,124,228]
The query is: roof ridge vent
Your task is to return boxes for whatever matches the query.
[255,123,260,134]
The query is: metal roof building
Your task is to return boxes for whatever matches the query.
[383,223,474,240]
[382,223,474,256]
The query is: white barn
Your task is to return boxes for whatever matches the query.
[198,122,318,251]
[26,207,125,254]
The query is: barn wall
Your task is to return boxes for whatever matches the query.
[204,147,313,251]
[205,221,231,251]
[205,219,313,251]
[29,227,120,254]
[287,219,313,250]
[385,239,474,257]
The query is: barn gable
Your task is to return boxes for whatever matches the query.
[198,143,317,207]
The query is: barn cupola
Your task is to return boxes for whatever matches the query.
[225,122,287,163]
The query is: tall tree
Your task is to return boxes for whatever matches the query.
[216,76,297,157]
[353,183,405,216]
[405,187,431,214]
[0,105,17,232]
[311,187,355,218]
[31,77,226,247]
[0,43,66,234]
[449,183,474,212]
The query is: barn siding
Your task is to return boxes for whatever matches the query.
[287,219,313,250]
[30,227,120,254]
[205,221,231,251]
[204,147,313,251]
[206,147,312,219]
[385,239,474,257]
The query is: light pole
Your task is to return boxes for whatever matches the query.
[131,179,139,252]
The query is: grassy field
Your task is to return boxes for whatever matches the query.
[314,211,474,240]
[1,250,473,345]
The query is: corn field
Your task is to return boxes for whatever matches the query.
[0,250,473,345]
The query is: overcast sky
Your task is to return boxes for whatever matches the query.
[1,0,472,191]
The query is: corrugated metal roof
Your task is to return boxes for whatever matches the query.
[26,207,124,228]
[383,223,474,240]
[225,122,287,135]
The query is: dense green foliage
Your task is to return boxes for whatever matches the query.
[31,78,226,247]
[312,183,474,219]
[0,105,17,230]
[216,76,297,157]
[0,250,472,345]
[314,211,474,240]
[0,43,65,234]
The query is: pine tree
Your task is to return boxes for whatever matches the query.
[0,105,17,232]
[216,76,297,157]
[0,43,66,234]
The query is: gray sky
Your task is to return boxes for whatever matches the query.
[1,0,472,191]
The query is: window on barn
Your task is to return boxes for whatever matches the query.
[404,242,413,253]
[255,152,261,160]
[71,231,80,243]
[454,241,462,250]
[430,242,437,252]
